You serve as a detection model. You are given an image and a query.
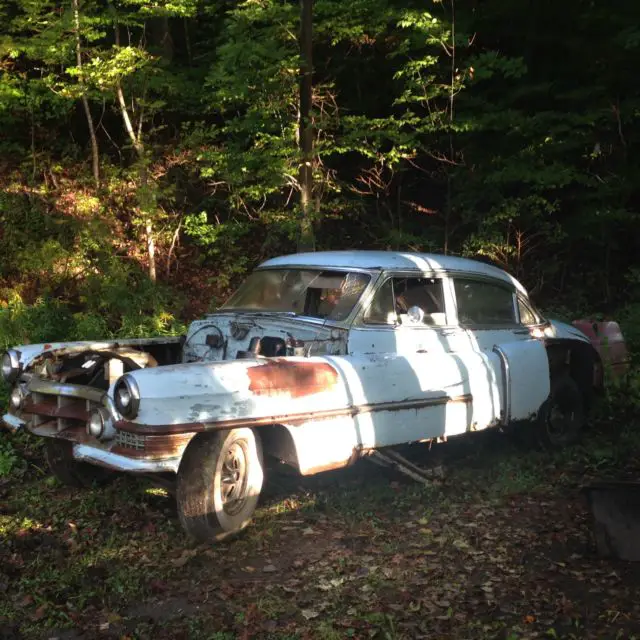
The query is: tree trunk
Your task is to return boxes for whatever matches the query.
[444,0,456,255]
[146,219,157,282]
[297,0,315,252]
[151,16,174,62]
[115,26,157,282]
[72,0,99,186]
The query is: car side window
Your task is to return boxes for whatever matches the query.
[363,278,396,324]
[364,277,447,326]
[454,279,516,326]
[517,297,538,325]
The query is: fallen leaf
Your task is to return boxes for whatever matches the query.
[171,549,197,567]
[301,609,319,620]
[34,604,48,620]
[18,595,34,607]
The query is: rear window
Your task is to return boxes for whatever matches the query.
[454,279,516,326]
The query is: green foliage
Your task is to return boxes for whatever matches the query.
[0,0,638,327]
[0,437,19,477]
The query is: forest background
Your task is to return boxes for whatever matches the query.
[0,0,639,348]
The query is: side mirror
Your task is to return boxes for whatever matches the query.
[406,306,425,324]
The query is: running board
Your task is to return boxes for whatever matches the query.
[367,449,444,484]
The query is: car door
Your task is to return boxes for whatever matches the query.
[345,273,473,448]
[451,277,550,425]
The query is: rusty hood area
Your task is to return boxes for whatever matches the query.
[10,337,184,373]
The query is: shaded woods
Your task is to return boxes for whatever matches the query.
[0,0,639,337]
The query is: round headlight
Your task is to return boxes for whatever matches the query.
[117,386,132,409]
[10,387,24,411]
[114,375,140,419]
[87,408,107,438]
[1,350,20,383]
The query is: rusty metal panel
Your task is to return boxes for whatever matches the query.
[112,432,194,459]
[23,399,89,422]
[247,360,339,397]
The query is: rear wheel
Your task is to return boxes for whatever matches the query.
[45,439,113,487]
[177,428,264,542]
[538,374,585,448]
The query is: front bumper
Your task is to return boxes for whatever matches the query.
[2,413,180,474]
[73,443,180,473]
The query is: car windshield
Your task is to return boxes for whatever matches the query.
[221,269,371,321]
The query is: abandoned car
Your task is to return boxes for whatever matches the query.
[1,251,629,541]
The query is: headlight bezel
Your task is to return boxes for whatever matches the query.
[1,350,21,384]
[9,386,24,411]
[113,375,140,419]
[87,407,110,438]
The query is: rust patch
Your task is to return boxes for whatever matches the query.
[23,400,89,422]
[28,422,95,444]
[302,459,352,476]
[115,419,206,435]
[113,432,195,459]
[247,360,339,398]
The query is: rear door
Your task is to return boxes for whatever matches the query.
[451,277,550,425]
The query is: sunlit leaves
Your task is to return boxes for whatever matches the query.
[82,46,155,89]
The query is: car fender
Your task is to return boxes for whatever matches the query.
[116,356,353,429]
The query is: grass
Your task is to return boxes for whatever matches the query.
[2,412,640,639]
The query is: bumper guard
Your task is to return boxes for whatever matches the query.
[72,443,180,473]
[2,414,25,432]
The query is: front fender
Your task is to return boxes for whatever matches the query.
[116,357,351,429]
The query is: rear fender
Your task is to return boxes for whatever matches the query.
[545,338,603,404]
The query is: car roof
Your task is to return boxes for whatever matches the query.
[259,250,527,294]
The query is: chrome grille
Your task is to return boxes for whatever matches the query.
[115,430,145,451]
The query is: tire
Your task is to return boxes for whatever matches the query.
[45,439,113,487]
[538,374,585,448]
[176,428,264,543]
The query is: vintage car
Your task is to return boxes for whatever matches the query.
[0,251,628,541]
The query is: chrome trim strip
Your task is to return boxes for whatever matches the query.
[115,393,473,435]
[72,443,180,473]
[2,413,25,432]
[492,345,511,425]
[27,378,105,403]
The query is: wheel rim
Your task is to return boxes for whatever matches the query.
[546,396,578,444]
[220,441,249,516]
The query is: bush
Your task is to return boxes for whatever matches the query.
[0,437,19,477]
[0,264,186,351]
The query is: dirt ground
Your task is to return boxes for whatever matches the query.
[1,425,640,640]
